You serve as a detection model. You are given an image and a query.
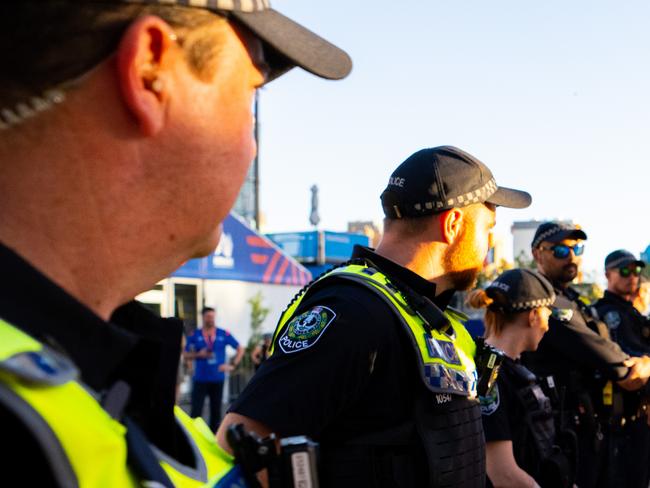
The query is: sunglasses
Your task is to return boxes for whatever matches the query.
[538,243,585,259]
[618,266,643,278]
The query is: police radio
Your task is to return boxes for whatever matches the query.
[474,337,505,397]
[227,424,320,488]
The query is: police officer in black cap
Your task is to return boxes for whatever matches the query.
[594,250,650,488]
[470,269,575,488]
[597,250,650,357]
[522,222,650,488]
[218,146,532,487]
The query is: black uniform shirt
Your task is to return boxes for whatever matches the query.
[481,356,520,443]
[0,241,190,483]
[482,356,560,488]
[231,246,454,442]
[523,282,629,383]
[481,356,536,487]
[595,291,650,357]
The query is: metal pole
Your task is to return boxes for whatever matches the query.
[253,91,260,231]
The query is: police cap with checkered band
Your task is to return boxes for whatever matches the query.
[604,249,646,270]
[531,222,587,249]
[106,0,352,82]
[381,146,531,219]
[486,269,556,313]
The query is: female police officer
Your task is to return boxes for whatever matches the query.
[470,269,575,488]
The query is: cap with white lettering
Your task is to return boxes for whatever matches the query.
[380,146,531,219]
[486,269,556,312]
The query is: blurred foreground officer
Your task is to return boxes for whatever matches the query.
[523,223,650,488]
[0,2,350,486]
[594,250,650,488]
[217,146,532,487]
[470,269,575,488]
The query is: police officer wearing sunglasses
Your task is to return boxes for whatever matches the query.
[522,222,650,488]
[594,250,650,488]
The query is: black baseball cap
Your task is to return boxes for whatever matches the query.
[531,222,587,249]
[604,249,646,270]
[109,0,352,82]
[486,269,556,312]
[380,146,531,219]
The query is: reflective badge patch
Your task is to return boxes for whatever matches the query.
[424,334,462,365]
[479,384,500,416]
[278,306,336,354]
[604,311,621,330]
[551,307,573,322]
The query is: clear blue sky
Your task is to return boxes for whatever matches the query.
[256,1,650,278]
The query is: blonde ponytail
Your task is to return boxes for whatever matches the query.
[466,288,514,338]
[467,289,494,309]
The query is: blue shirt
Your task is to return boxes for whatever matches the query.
[185,328,239,383]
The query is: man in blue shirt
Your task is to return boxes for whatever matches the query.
[184,307,244,432]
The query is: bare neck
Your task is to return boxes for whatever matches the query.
[485,330,527,360]
[375,236,452,295]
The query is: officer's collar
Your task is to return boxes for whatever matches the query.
[351,245,454,309]
[0,242,141,388]
[603,290,635,308]
[0,241,182,392]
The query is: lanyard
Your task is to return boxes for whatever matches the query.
[202,330,216,351]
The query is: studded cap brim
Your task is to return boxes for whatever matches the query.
[485,186,532,210]
[507,295,557,311]
[532,227,587,248]
[231,8,352,82]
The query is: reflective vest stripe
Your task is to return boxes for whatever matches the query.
[0,319,239,487]
[270,264,478,397]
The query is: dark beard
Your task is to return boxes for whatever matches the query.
[558,263,578,283]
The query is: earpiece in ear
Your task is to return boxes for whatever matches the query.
[150,79,163,93]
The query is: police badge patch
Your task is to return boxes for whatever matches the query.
[479,384,500,416]
[604,311,621,330]
[278,306,336,354]
[551,307,573,322]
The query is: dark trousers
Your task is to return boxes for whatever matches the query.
[607,417,650,488]
[574,422,607,488]
[190,380,224,432]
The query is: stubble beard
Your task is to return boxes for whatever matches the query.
[443,230,483,291]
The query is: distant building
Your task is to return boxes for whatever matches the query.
[347,221,382,247]
[512,220,544,264]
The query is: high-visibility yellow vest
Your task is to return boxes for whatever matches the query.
[270,263,478,398]
[0,319,243,487]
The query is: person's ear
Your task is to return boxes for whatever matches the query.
[528,308,539,328]
[531,247,541,262]
[440,208,464,245]
[116,15,178,136]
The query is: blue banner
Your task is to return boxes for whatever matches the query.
[172,214,312,285]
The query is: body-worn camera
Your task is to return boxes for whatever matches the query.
[474,337,505,397]
[227,424,319,488]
